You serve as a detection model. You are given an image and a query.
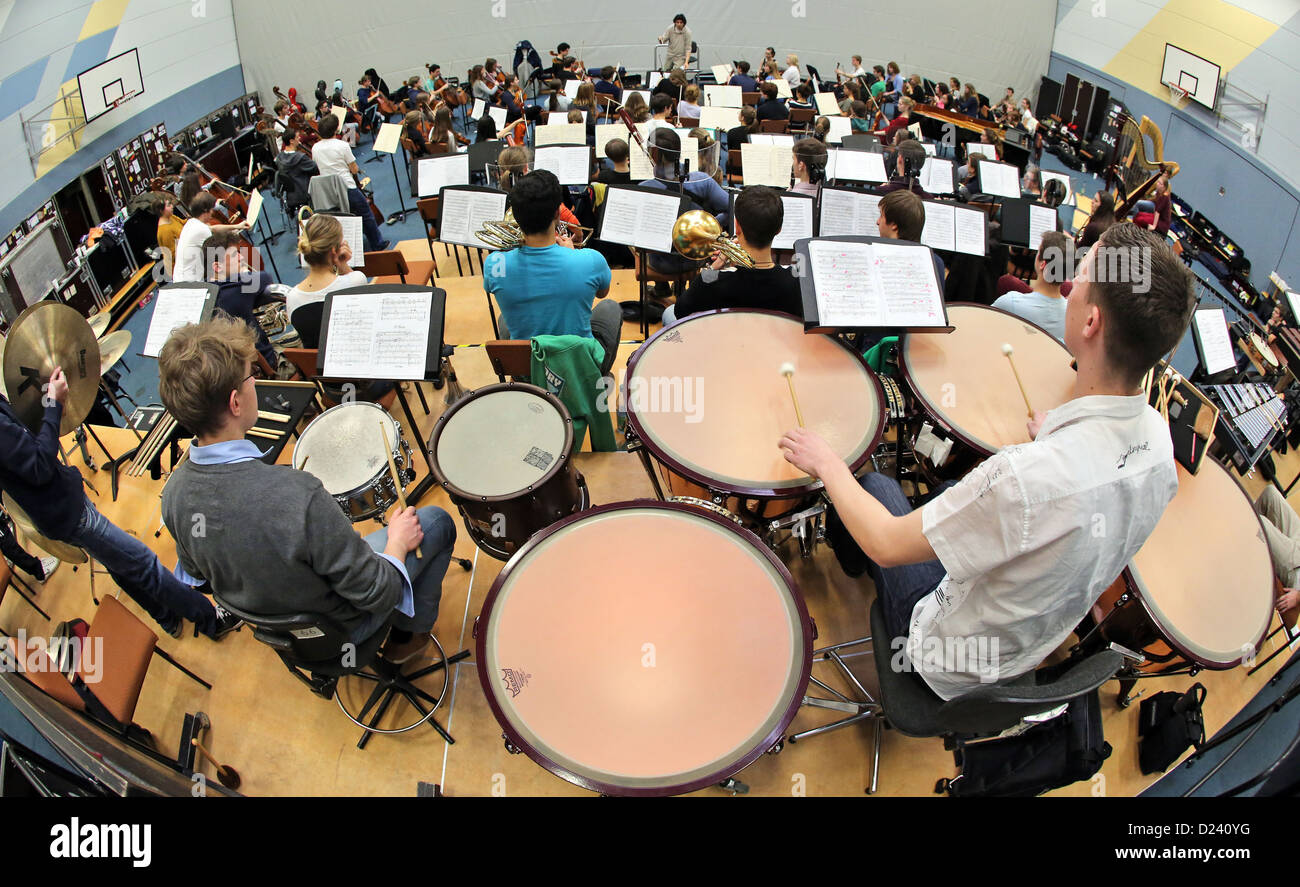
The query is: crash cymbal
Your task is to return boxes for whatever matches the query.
[88,312,111,338]
[97,330,132,376]
[2,492,87,565]
[2,302,100,435]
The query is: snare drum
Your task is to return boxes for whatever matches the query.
[1090,458,1275,672]
[293,402,414,522]
[624,309,885,527]
[900,303,1077,478]
[428,383,589,560]
[476,501,813,796]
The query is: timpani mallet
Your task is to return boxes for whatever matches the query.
[379,422,421,559]
[780,362,805,427]
[1001,343,1034,419]
[191,738,242,789]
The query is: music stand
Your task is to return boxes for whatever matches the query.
[316,284,447,506]
[372,122,410,224]
[434,184,507,280]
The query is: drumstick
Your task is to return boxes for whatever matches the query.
[258,409,291,423]
[1000,344,1033,418]
[379,422,421,560]
[247,427,280,439]
[297,455,310,471]
[780,362,805,427]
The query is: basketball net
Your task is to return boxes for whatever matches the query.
[1166,82,1189,105]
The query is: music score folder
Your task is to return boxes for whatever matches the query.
[794,236,950,334]
[142,283,218,357]
[316,284,445,382]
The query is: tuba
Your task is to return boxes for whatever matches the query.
[671,210,754,268]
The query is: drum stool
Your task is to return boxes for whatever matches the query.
[788,601,1125,794]
[212,595,469,750]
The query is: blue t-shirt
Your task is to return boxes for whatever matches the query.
[639,172,730,218]
[729,74,758,93]
[992,290,1066,342]
[483,244,612,341]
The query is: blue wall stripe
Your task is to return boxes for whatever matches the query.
[0,57,52,120]
[62,26,118,82]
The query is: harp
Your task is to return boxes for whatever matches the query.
[1105,111,1179,217]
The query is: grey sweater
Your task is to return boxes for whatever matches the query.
[161,458,403,639]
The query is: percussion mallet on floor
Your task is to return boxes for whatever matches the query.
[379,423,421,559]
[780,362,805,427]
[1001,344,1034,418]
[191,738,242,789]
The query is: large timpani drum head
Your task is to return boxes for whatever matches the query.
[293,401,401,496]
[902,304,1077,455]
[477,502,813,796]
[431,383,572,499]
[1127,460,1275,668]
[625,310,884,497]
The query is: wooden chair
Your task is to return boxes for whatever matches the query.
[595,93,616,123]
[485,340,533,383]
[789,107,815,133]
[0,557,48,622]
[759,119,789,134]
[364,248,435,286]
[742,91,760,107]
[633,249,696,337]
[727,148,743,185]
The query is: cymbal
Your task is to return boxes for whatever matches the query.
[0,334,6,399]
[98,330,132,376]
[88,312,111,338]
[2,302,100,435]
[2,492,87,565]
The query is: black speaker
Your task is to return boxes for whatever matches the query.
[1086,87,1110,140]
[1036,77,1062,120]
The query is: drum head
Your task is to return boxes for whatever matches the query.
[432,384,572,498]
[293,402,398,495]
[902,304,1077,455]
[477,502,812,796]
[625,310,884,496]
[1128,459,1275,667]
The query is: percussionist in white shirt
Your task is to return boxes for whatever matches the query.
[780,224,1197,700]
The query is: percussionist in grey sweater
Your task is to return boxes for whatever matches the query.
[158,315,457,665]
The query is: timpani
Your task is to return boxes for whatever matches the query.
[476,501,813,796]
[623,309,885,535]
[900,303,1077,477]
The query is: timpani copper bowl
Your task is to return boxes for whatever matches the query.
[623,309,885,531]
[475,501,814,796]
[900,303,1077,479]
[1085,458,1276,701]
[428,382,590,560]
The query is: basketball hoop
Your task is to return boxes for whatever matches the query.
[1166,82,1189,105]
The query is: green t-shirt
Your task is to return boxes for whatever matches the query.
[870,80,886,98]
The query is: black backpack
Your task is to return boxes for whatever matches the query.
[939,687,1111,797]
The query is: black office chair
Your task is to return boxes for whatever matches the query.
[212,593,469,750]
[788,600,1124,793]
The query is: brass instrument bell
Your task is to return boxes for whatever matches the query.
[671,210,754,268]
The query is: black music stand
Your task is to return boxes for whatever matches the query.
[316,284,446,507]
[434,184,507,279]
[248,380,318,464]
[252,204,282,282]
[372,123,411,225]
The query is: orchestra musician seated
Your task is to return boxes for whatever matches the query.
[992,230,1071,343]
[158,316,458,667]
[285,213,368,344]
[596,138,632,184]
[790,137,827,196]
[755,82,789,121]
[876,139,932,199]
[877,189,945,281]
[780,225,1196,700]
[1253,484,1300,619]
[481,170,621,375]
[173,191,250,283]
[202,230,282,369]
[661,186,802,326]
[275,129,318,214]
[728,60,758,93]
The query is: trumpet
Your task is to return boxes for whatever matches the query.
[671,210,755,268]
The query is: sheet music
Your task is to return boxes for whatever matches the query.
[1041,170,1074,206]
[1028,204,1057,250]
[698,106,741,130]
[323,290,432,380]
[245,188,264,229]
[439,189,508,249]
[546,109,586,124]
[599,187,679,252]
[773,78,792,99]
[1194,308,1235,375]
[472,98,488,120]
[870,242,944,326]
[710,64,732,84]
[417,154,470,197]
[564,79,583,99]
[331,105,347,127]
[772,195,815,250]
[649,72,664,88]
[629,139,656,181]
[921,202,955,252]
[921,141,936,155]
[979,161,1020,198]
[535,123,586,147]
[966,143,997,160]
[144,286,210,357]
[815,92,843,116]
[534,146,591,185]
[298,214,363,268]
[825,116,852,144]
[373,122,402,155]
[703,85,742,108]
[953,205,987,256]
[827,149,887,182]
[627,89,651,110]
[817,189,881,237]
[487,106,508,131]
[741,143,792,187]
[1288,291,1300,324]
[921,157,954,194]
[748,133,794,148]
[595,123,630,158]
[807,240,883,326]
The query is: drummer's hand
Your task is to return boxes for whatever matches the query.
[1027,409,1047,440]
[1279,588,1300,614]
[47,367,69,405]
[385,506,424,558]
[779,427,837,479]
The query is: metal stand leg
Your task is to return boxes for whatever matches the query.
[386,150,410,224]
[153,646,212,690]
[393,384,436,507]
[254,216,282,283]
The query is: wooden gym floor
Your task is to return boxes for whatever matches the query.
[2,238,1294,797]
